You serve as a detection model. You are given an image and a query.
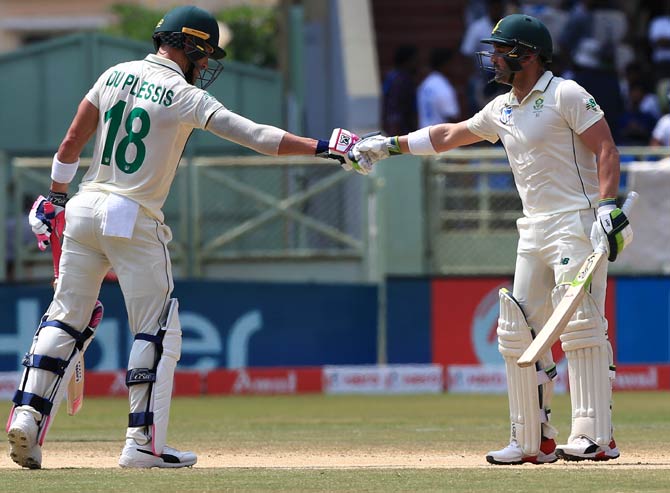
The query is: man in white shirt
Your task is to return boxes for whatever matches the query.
[417,48,460,127]
[349,14,633,465]
[8,5,359,470]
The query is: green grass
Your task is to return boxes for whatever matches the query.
[1,393,669,492]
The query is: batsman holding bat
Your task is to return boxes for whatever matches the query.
[7,5,361,470]
[348,14,634,464]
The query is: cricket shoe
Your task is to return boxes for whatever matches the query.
[7,410,42,469]
[486,437,558,465]
[555,436,620,462]
[119,438,197,468]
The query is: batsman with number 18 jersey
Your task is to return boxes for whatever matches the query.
[347,14,634,464]
[8,5,362,470]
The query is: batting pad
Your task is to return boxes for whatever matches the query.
[554,283,612,446]
[151,298,182,456]
[497,289,544,456]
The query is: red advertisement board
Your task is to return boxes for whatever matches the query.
[431,277,617,366]
[206,368,323,395]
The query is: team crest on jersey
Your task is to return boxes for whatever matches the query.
[499,105,513,125]
[584,97,599,111]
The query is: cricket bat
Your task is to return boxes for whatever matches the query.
[517,191,639,368]
[43,202,87,416]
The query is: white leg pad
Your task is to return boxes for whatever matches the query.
[555,283,612,446]
[497,289,555,456]
[152,299,181,455]
[126,299,181,456]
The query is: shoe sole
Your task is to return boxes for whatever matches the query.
[8,428,41,469]
[556,449,620,462]
[486,454,558,465]
[119,449,196,468]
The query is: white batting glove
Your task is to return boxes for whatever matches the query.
[590,198,634,261]
[350,135,402,173]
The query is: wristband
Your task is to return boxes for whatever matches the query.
[51,153,80,184]
[387,136,402,155]
[315,139,329,155]
[407,126,436,155]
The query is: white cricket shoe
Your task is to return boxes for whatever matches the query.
[555,436,620,462]
[7,410,42,469]
[118,438,197,468]
[486,437,558,465]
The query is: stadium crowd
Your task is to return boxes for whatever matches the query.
[382,0,670,148]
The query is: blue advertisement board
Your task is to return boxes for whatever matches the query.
[616,277,670,363]
[0,280,378,371]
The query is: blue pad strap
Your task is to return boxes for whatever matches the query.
[22,353,68,376]
[135,333,162,344]
[39,320,91,350]
[128,412,154,427]
[12,390,53,416]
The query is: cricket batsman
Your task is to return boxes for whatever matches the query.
[7,5,361,469]
[347,14,634,464]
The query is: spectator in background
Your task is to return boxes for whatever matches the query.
[417,48,460,128]
[460,0,509,116]
[558,0,598,59]
[571,38,624,132]
[650,74,670,144]
[647,0,670,81]
[381,44,418,136]
[620,61,661,120]
[616,82,658,145]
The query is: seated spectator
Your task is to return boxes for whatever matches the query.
[381,45,419,136]
[620,61,661,120]
[616,82,658,145]
[417,48,460,128]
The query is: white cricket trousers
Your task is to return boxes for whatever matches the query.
[47,190,174,336]
[512,208,608,331]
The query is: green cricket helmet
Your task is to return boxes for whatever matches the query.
[153,5,226,89]
[477,14,553,77]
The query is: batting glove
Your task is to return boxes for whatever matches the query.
[29,192,67,250]
[590,198,633,261]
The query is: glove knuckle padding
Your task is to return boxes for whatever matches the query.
[497,289,557,455]
[554,283,612,446]
[126,299,181,455]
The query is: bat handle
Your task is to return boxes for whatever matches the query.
[621,190,638,216]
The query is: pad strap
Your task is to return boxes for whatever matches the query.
[128,412,154,427]
[12,390,53,416]
[22,353,68,376]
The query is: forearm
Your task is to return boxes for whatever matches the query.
[597,145,621,200]
[392,122,482,154]
[277,133,319,155]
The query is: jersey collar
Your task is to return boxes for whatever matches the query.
[507,70,554,106]
[144,53,185,78]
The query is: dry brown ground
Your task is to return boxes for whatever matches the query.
[2,443,669,469]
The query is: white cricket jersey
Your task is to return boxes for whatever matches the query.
[80,54,224,222]
[467,71,604,217]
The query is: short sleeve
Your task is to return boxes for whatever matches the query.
[84,69,112,109]
[556,80,604,135]
[175,86,225,129]
[466,98,500,143]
